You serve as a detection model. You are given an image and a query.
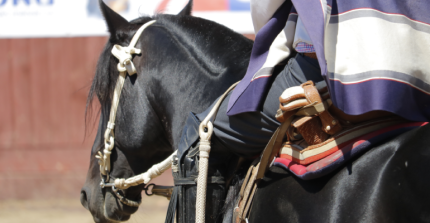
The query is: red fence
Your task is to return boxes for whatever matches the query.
[0,37,106,199]
[0,33,255,200]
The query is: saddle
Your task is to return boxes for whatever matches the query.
[233,80,426,223]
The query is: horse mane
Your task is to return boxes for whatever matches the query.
[85,14,252,132]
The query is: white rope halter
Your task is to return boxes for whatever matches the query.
[92,18,236,218]
[195,82,238,223]
[94,20,176,207]
[96,20,156,177]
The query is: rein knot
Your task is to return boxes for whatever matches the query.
[114,178,126,189]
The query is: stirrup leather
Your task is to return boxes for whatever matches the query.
[234,80,342,222]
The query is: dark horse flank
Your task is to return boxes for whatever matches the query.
[80,0,252,222]
[250,124,430,223]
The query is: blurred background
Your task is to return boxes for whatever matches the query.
[0,0,254,222]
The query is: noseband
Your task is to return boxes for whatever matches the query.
[95,20,175,207]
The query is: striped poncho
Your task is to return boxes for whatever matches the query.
[227,0,430,122]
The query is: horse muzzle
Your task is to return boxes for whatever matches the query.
[80,184,139,223]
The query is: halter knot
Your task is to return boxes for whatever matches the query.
[114,178,126,189]
[111,45,141,75]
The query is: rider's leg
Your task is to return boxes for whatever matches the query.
[201,53,323,157]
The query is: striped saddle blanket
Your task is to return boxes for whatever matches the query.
[273,118,427,180]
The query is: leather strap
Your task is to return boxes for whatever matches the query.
[303,53,317,59]
[238,166,254,199]
[292,116,328,145]
[173,176,225,186]
[235,163,259,223]
[301,81,342,135]
[242,180,258,221]
[151,185,174,199]
[236,165,254,222]
[255,120,290,181]
[234,80,341,222]
[165,181,179,223]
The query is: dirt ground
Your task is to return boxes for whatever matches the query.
[0,196,170,223]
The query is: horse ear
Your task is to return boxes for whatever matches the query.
[99,0,129,35]
[178,0,193,16]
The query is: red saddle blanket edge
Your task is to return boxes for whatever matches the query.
[274,121,428,178]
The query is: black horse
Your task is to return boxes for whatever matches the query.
[81,1,430,223]
[80,0,252,222]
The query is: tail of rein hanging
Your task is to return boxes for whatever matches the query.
[94,20,176,198]
[195,82,239,223]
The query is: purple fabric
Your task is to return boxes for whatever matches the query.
[328,0,430,24]
[227,77,274,114]
[329,79,430,122]
[226,0,430,122]
[290,0,327,76]
[273,125,420,180]
[227,0,328,116]
[291,6,297,14]
[227,1,293,115]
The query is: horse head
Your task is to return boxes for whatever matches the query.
[80,1,252,222]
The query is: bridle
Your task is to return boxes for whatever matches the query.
[94,20,175,207]
[91,18,236,222]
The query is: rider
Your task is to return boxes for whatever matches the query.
[196,0,430,158]
[173,0,430,165]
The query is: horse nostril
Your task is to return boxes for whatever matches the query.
[80,190,89,210]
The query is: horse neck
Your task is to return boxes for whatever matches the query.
[141,17,252,150]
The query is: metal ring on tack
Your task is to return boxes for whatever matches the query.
[144,183,155,196]
[100,173,110,187]
[112,186,118,192]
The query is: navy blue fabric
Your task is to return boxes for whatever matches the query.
[329,79,430,121]
[227,0,430,123]
[227,1,293,115]
[196,54,323,157]
[328,0,430,24]
[177,112,204,161]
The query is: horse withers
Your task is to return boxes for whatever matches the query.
[80,1,252,222]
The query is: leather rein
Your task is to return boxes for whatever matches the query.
[95,20,175,207]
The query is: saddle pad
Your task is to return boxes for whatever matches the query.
[273,121,427,180]
[280,118,406,165]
